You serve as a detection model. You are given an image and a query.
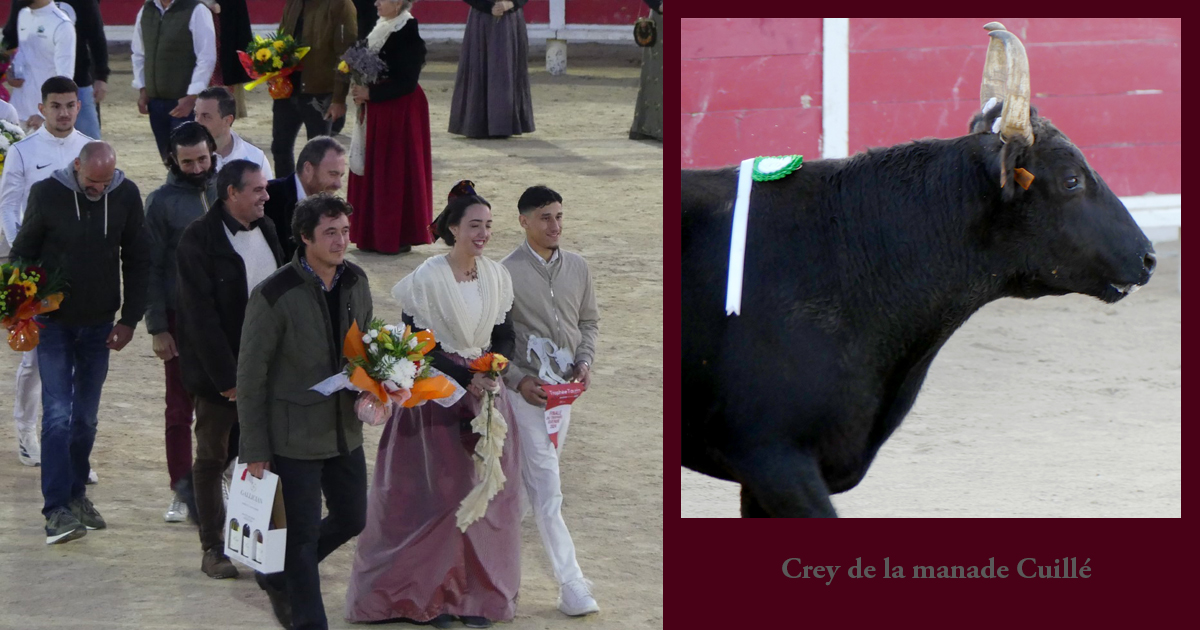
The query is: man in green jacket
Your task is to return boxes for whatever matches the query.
[237,192,371,629]
[271,0,356,176]
[11,141,150,544]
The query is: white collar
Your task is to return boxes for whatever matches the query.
[524,239,559,265]
[366,10,413,51]
[294,173,307,201]
[33,126,81,146]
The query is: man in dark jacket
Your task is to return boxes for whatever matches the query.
[239,193,370,629]
[263,135,346,260]
[11,141,150,545]
[144,121,218,523]
[177,159,283,579]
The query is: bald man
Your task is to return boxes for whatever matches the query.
[11,141,150,545]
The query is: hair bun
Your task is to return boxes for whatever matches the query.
[448,179,477,201]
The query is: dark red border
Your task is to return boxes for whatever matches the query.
[670,17,1189,624]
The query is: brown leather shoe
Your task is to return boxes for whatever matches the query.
[201,549,239,579]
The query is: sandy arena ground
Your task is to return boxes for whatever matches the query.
[0,45,663,628]
[682,245,1181,518]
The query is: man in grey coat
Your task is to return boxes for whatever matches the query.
[237,193,371,629]
[144,121,218,524]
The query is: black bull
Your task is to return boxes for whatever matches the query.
[681,105,1156,517]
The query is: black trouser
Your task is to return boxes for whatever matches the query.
[265,447,367,630]
[271,92,334,177]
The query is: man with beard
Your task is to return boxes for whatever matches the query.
[264,135,345,260]
[176,159,283,578]
[0,76,91,469]
[144,121,218,523]
[11,141,149,544]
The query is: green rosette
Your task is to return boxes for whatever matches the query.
[751,155,803,182]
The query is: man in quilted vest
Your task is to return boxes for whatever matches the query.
[131,0,217,162]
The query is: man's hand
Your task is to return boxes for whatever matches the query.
[325,101,346,121]
[24,115,44,131]
[169,94,198,118]
[93,80,108,103]
[246,461,269,479]
[137,88,149,115]
[221,387,237,401]
[106,323,135,351]
[572,361,592,390]
[517,375,548,407]
[6,77,24,88]
[152,332,178,361]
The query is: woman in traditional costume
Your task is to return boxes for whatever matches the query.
[630,0,663,140]
[447,0,535,138]
[347,0,433,254]
[345,181,521,629]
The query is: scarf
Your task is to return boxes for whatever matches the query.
[367,9,413,52]
[391,255,514,360]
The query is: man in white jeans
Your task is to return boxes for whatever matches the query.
[500,185,601,617]
[0,76,91,467]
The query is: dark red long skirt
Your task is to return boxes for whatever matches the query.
[348,85,434,253]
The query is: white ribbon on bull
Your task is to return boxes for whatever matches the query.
[527,335,574,384]
[725,157,755,316]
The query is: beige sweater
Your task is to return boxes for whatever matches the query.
[500,242,600,390]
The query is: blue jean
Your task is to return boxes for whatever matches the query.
[37,318,113,516]
[75,85,101,140]
[148,97,195,162]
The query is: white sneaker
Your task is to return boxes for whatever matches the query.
[558,578,600,617]
[87,469,98,484]
[17,427,40,466]
[164,494,188,523]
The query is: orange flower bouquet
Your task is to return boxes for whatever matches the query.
[456,352,510,532]
[341,319,456,425]
[1,261,64,351]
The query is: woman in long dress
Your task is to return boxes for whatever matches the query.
[447,0,535,138]
[630,0,663,140]
[348,0,433,254]
[346,182,521,629]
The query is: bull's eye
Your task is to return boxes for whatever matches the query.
[1065,176,1081,190]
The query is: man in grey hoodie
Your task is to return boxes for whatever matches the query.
[11,141,150,544]
[144,121,218,524]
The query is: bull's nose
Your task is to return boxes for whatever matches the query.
[1143,252,1157,277]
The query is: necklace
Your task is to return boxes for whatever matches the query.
[448,254,478,282]
[463,262,478,281]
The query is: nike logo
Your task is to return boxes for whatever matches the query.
[36,163,51,169]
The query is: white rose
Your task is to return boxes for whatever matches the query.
[388,358,417,389]
[369,329,379,339]
[362,333,371,343]
[370,342,379,352]
[384,324,395,332]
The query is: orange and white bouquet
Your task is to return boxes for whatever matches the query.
[340,319,456,425]
[456,352,510,531]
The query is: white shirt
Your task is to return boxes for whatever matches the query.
[0,126,93,247]
[223,222,278,295]
[9,4,77,121]
[0,100,19,126]
[294,173,308,201]
[214,131,275,180]
[131,0,217,97]
[524,239,560,266]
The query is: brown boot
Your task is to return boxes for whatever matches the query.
[201,549,239,579]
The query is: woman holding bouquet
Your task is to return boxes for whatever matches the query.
[346,0,432,255]
[346,182,521,629]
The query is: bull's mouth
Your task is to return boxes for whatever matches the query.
[1099,282,1144,303]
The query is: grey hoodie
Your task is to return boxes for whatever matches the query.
[10,165,150,328]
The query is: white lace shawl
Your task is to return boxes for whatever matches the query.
[367,9,413,52]
[391,255,514,360]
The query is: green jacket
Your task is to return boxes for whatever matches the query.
[236,255,373,462]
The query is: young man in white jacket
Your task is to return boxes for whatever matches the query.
[0,76,91,468]
[7,0,76,127]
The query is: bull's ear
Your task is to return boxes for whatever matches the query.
[970,97,1004,134]
[998,134,1031,201]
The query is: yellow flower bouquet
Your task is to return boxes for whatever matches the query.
[238,32,310,99]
